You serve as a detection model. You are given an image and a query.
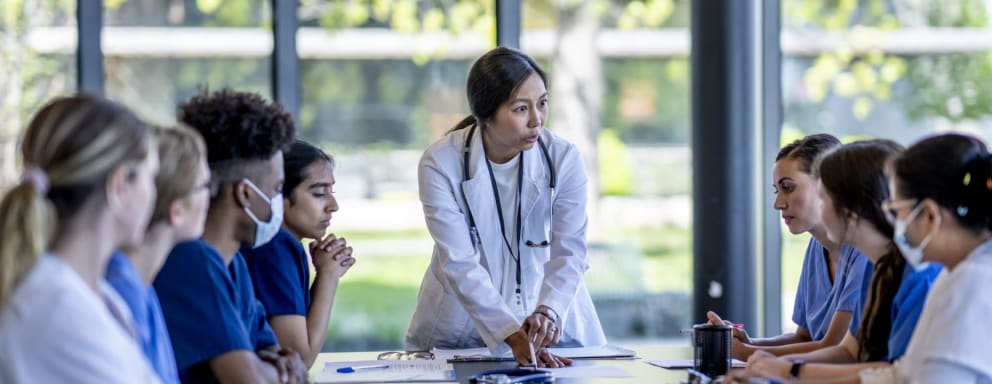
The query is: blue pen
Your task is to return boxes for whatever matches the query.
[336,364,390,373]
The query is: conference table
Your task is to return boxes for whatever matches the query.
[310,345,705,383]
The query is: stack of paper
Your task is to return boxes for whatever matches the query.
[314,360,455,383]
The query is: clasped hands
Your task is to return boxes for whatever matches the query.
[258,345,308,384]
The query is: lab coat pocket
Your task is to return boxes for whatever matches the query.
[523,218,552,265]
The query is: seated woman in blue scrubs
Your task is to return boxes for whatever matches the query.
[730,140,942,381]
[242,140,355,367]
[153,90,308,384]
[106,124,211,384]
[709,134,871,360]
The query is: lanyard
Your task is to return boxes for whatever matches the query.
[483,145,525,307]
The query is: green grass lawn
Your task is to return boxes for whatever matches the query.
[319,226,812,351]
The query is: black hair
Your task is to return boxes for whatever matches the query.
[179,88,296,169]
[178,89,296,200]
[283,140,334,205]
[817,139,905,362]
[891,133,992,232]
[776,134,842,174]
[449,46,548,132]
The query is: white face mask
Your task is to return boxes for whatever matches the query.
[242,178,284,249]
[893,203,934,271]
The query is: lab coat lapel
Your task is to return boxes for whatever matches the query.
[460,128,503,278]
[520,146,544,223]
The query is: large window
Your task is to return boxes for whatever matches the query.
[522,0,692,342]
[779,0,992,332]
[0,0,77,186]
[296,1,494,351]
[103,0,272,125]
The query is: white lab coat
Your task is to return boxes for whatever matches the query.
[406,126,606,355]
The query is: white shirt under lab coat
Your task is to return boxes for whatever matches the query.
[898,239,992,383]
[406,127,607,355]
[0,254,161,384]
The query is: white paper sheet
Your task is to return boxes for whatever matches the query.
[647,359,746,369]
[551,345,637,359]
[432,345,637,362]
[315,360,454,383]
[547,365,634,378]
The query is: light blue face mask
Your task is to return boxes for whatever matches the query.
[242,178,284,249]
[893,203,937,271]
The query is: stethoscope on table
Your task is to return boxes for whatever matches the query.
[461,124,557,309]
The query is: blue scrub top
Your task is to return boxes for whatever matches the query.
[105,252,180,384]
[850,262,941,361]
[792,237,870,340]
[154,240,278,384]
[242,228,311,317]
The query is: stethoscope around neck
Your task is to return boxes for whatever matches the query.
[460,123,557,306]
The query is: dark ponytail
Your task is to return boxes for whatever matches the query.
[817,139,905,362]
[891,133,992,233]
[448,115,478,133]
[856,248,904,361]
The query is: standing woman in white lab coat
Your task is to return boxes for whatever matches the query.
[406,47,607,367]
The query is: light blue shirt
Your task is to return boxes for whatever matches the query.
[105,252,180,384]
[792,237,870,340]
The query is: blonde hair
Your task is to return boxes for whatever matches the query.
[0,94,151,308]
[150,124,207,225]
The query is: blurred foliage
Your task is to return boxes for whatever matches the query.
[784,0,992,124]
[779,125,806,148]
[784,0,906,120]
[299,0,495,65]
[11,0,992,150]
[598,129,634,196]
[0,0,75,131]
[900,0,992,122]
[781,124,876,147]
[524,0,689,29]
[107,0,267,27]
[903,52,992,121]
[98,0,693,146]
[603,58,690,143]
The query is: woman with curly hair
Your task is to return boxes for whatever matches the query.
[153,90,307,384]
